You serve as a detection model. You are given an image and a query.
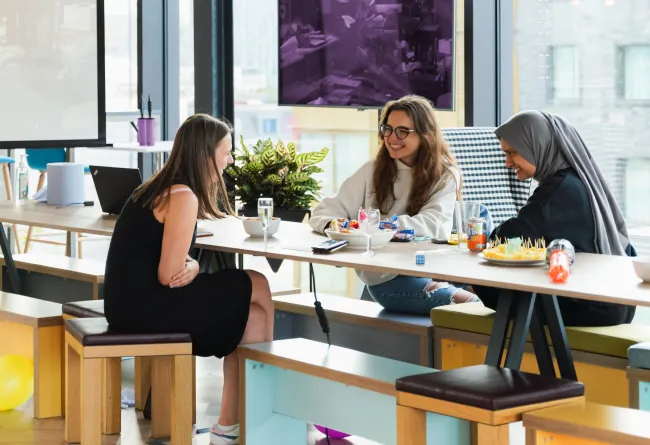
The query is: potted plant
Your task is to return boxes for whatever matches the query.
[224,135,329,224]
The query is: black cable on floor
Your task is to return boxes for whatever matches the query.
[309,263,331,445]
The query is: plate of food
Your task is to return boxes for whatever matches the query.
[479,237,547,266]
[325,217,396,249]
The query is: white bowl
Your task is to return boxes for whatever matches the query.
[632,257,650,283]
[242,217,281,237]
[325,229,396,249]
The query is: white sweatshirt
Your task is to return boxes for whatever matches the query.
[309,159,460,286]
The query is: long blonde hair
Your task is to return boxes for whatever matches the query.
[373,95,460,216]
[133,114,235,219]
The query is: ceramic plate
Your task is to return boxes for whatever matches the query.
[477,253,546,267]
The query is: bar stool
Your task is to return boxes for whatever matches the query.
[64,317,193,445]
[0,156,21,252]
[395,365,585,445]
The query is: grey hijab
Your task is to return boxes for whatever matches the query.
[495,110,630,256]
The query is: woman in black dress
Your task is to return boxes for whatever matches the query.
[104,114,272,445]
[475,110,636,326]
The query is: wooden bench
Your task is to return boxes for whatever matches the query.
[64,317,193,445]
[396,365,585,445]
[627,342,650,410]
[0,291,63,419]
[273,293,433,366]
[523,401,650,444]
[431,303,650,407]
[0,253,104,301]
[238,338,466,445]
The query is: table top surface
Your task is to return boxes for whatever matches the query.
[102,141,173,153]
[1,200,649,307]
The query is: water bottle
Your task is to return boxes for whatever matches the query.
[547,239,575,283]
[17,155,29,200]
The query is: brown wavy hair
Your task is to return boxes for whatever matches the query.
[132,114,235,219]
[373,95,460,216]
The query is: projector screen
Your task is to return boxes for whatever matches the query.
[0,0,106,148]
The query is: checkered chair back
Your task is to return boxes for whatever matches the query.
[441,127,532,226]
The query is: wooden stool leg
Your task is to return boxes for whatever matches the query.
[474,423,509,445]
[171,355,193,445]
[151,356,172,439]
[24,171,45,253]
[135,356,152,411]
[81,358,103,445]
[65,344,81,444]
[525,429,539,445]
[102,357,122,434]
[1,164,21,253]
[192,355,196,424]
[396,405,426,445]
[34,325,63,419]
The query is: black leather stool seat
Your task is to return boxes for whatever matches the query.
[396,365,584,411]
[65,318,191,347]
[62,300,105,318]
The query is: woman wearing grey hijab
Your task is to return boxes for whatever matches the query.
[474,110,636,327]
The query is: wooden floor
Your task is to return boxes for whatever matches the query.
[0,356,380,445]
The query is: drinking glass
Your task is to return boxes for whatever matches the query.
[258,197,274,249]
[453,201,480,251]
[359,208,380,257]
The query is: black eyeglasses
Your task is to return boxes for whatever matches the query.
[379,124,415,140]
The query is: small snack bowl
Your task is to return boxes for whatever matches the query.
[242,217,281,238]
[632,257,650,283]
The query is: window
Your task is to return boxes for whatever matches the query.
[513,0,650,231]
[548,45,580,102]
[179,0,194,123]
[104,0,138,112]
[618,45,650,102]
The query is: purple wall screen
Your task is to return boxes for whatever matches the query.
[278,0,455,110]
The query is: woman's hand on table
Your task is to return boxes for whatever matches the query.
[169,259,200,288]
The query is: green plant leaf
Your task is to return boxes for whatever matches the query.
[275,140,286,157]
[264,174,283,185]
[302,166,324,174]
[287,142,297,160]
[246,160,264,173]
[260,146,277,166]
[287,171,310,183]
[239,135,250,157]
[295,147,329,166]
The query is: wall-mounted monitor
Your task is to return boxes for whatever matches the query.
[278,0,455,110]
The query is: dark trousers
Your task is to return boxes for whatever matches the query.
[474,286,636,327]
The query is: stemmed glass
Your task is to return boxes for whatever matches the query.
[359,208,380,257]
[258,197,274,249]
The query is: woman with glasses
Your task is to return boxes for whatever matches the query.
[309,95,479,315]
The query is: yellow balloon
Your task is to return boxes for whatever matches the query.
[0,354,34,411]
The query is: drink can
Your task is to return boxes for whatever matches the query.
[467,217,486,252]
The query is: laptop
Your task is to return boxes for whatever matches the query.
[89,166,142,215]
[89,165,214,237]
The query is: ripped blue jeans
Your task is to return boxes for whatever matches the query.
[366,275,478,316]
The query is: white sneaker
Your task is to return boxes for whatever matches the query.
[210,424,240,445]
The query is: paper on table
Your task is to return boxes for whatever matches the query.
[32,186,47,203]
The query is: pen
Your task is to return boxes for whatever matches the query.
[147,95,152,119]
[139,96,144,118]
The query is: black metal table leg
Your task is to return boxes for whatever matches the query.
[504,292,536,370]
[485,289,514,367]
[540,294,577,381]
[529,298,556,378]
[0,223,21,294]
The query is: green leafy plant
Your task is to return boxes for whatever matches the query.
[224,135,329,210]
